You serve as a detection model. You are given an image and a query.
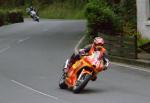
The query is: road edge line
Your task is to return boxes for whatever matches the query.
[11,80,58,100]
[74,35,150,73]
[74,35,86,54]
[111,62,150,73]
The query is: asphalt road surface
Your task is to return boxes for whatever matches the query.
[0,19,150,103]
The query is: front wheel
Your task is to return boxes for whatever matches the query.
[36,17,39,22]
[73,74,91,93]
[59,72,68,89]
[35,18,39,22]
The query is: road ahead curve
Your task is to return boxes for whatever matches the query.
[0,19,150,103]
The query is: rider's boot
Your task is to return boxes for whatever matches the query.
[91,75,97,81]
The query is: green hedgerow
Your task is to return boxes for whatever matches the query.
[85,0,123,37]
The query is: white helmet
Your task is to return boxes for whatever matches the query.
[94,37,104,46]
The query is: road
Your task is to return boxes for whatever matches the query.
[0,19,150,103]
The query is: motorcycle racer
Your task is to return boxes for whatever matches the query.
[63,37,109,81]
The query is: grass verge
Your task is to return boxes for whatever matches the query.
[38,2,85,19]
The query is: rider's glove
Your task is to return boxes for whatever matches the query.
[103,65,108,71]
[79,49,85,56]
[103,58,109,71]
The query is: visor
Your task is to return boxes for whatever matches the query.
[94,45,103,51]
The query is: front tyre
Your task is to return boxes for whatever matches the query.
[73,74,91,93]
[59,72,68,89]
[36,18,39,22]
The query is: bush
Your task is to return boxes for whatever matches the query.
[120,0,136,25]
[7,10,24,23]
[0,10,8,26]
[0,11,5,26]
[136,32,150,47]
[122,22,137,36]
[85,0,122,37]
[0,9,24,26]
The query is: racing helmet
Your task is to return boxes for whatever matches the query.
[93,37,104,50]
[94,37,104,46]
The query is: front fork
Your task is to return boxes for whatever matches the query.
[64,59,69,69]
[63,59,70,74]
[77,69,93,81]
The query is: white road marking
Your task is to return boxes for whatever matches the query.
[18,37,30,43]
[111,62,150,73]
[74,35,86,54]
[0,46,10,54]
[11,80,58,100]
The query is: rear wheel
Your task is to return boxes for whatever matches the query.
[73,73,91,93]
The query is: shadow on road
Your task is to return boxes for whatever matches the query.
[58,87,107,94]
[79,88,106,94]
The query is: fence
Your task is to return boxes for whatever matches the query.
[99,34,137,59]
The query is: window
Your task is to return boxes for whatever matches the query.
[148,0,150,20]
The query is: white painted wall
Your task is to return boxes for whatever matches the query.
[137,0,150,38]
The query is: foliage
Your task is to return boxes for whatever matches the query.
[7,9,24,23]
[137,32,150,47]
[0,10,8,26]
[0,12,5,26]
[0,0,87,19]
[0,0,25,6]
[0,0,88,7]
[0,9,24,26]
[120,0,137,25]
[85,0,122,37]
[138,38,150,47]
[84,0,137,37]
[104,0,136,25]
[107,0,137,35]
[123,22,137,36]
[0,0,137,33]
[39,2,85,19]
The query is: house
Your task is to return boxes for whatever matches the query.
[137,0,150,38]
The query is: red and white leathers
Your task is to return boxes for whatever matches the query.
[64,37,109,76]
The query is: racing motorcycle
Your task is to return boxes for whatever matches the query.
[59,51,104,93]
[26,8,39,22]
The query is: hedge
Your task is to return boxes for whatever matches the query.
[8,10,24,23]
[85,0,122,37]
[0,9,24,26]
[0,10,7,26]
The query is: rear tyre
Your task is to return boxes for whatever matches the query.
[73,74,91,93]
